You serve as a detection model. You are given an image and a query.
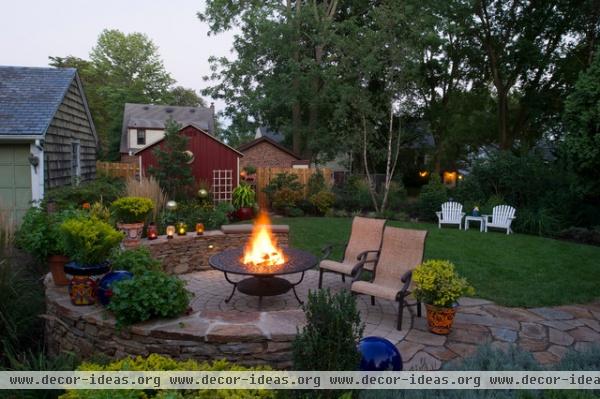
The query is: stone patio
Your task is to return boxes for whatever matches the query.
[184,270,600,370]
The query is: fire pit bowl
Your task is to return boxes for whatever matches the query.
[209,246,317,304]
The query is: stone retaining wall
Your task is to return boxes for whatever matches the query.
[44,278,301,368]
[142,226,289,275]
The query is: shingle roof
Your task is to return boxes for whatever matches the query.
[237,136,302,160]
[120,103,215,153]
[0,66,77,136]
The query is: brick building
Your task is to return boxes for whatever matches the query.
[237,136,304,169]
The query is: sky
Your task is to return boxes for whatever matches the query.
[0,0,236,114]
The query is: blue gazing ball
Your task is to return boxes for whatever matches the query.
[358,336,403,371]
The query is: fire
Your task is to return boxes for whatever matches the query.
[242,212,285,270]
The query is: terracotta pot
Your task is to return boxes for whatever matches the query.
[48,255,70,286]
[236,207,254,221]
[425,303,458,335]
[117,222,144,248]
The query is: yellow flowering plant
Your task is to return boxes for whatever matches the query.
[412,259,475,308]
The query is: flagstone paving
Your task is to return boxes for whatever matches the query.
[185,270,600,370]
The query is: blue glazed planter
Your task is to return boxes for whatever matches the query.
[64,260,111,276]
[97,271,134,306]
[358,336,403,371]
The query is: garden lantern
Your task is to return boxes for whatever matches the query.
[177,222,187,236]
[166,225,175,239]
[197,189,208,199]
[419,171,429,178]
[147,223,158,240]
[195,223,205,235]
[166,200,178,211]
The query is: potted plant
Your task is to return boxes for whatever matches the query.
[60,217,123,305]
[232,183,256,220]
[412,259,475,335]
[111,197,154,248]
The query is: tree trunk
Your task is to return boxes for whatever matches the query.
[498,90,510,149]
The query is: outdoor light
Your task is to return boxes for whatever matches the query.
[147,223,158,240]
[419,171,429,178]
[166,225,175,239]
[208,244,214,249]
[166,200,178,211]
[195,223,205,235]
[197,189,208,199]
[240,170,247,178]
[177,222,187,236]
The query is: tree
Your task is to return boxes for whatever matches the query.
[164,86,206,107]
[148,119,194,199]
[563,47,600,206]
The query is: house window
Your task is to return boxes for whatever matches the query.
[212,169,232,203]
[137,129,146,145]
[71,142,81,184]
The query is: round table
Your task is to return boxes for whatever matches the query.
[209,247,317,304]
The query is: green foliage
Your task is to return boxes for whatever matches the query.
[272,188,302,213]
[232,183,256,209]
[158,201,230,231]
[0,259,45,362]
[293,289,364,371]
[514,207,561,237]
[555,344,600,371]
[148,119,194,199]
[309,191,336,216]
[61,354,276,399]
[243,165,257,175]
[556,227,600,246]
[286,207,305,217]
[413,260,475,308]
[110,247,162,275]
[417,174,448,221]
[110,196,154,223]
[44,176,125,211]
[333,176,373,212]
[108,271,191,328]
[263,172,304,203]
[59,218,123,265]
[307,170,327,197]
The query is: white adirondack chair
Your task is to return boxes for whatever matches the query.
[436,202,465,229]
[484,205,516,235]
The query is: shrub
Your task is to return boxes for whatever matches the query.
[125,176,167,222]
[243,165,257,175]
[333,175,373,212]
[514,206,561,236]
[232,183,256,209]
[413,260,474,308]
[286,207,305,217]
[59,218,123,265]
[108,271,191,327]
[44,176,125,211]
[309,190,336,215]
[307,169,327,197]
[272,187,302,212]
[110,247,162,275]
[293,289,364,371]
[111,196,154,224]
[263,172,304,203]
[158,201,230,232]
[60,354,276,399]
[417,174,448,221]
[556,227,600,246]
[383,181,407,211]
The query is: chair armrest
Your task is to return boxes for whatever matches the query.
[321,244,333,260]
[396,270,413,301]
[350,258,368,281]
[461,212,466,217]
[482,214,492,222]
[356,249,380,262]
[435,211,442,220]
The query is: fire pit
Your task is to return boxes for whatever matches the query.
[209,213,317,304]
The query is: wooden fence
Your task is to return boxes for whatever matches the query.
[96,161,139,179]
[255,167,333,209]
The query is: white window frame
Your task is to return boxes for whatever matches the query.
[212,169,233,203]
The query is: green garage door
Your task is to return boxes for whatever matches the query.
[0,144,32,223]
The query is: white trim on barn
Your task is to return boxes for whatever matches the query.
[29,141,44,205]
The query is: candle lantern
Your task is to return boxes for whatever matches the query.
[166,225,175,239]
[177,222,187,236]
[195,223,205,235]
[147,223,158,240]
[166,200,178,211]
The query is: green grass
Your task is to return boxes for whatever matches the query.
[275,217,600,307]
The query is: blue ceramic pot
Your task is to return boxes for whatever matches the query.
[97,271,133,306]
[358,336,403,371]
[64,260,111,276]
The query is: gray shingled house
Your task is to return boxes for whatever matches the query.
[0,66,97,221]
[120,103,215,160]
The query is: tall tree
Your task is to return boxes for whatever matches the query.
[164,86,206,107]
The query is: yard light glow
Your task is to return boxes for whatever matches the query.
[147,223,158,240]
[166,225,175,239]
[195,223,205,235]
[166,200,178,211]
[208,244,214,249]
[419,171,429,178]
[177,222,187,236]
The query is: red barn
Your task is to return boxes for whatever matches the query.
[135,124,242,202]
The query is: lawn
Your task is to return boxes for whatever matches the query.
[275,217,600,308]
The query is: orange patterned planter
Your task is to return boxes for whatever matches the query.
[425,303,457,335]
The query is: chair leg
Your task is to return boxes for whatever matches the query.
[341,274,346,283]
[417,301,422,317]
[318,269,324,289]
[397,300,404,330]
[371,296,375,306]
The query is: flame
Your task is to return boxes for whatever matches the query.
[242,212,285,271]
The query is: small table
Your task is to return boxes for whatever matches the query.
[209,247,317,304]
[464,216,486,232]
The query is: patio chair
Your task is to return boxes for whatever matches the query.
[436,201,465,229]
[351,226,428,330]
[318,216,386,289]
[484,205,516,235]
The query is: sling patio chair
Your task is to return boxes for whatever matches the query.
[351,226,428,330]
[318,216,386,289]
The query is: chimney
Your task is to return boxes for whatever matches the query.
[210,102,215,115]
